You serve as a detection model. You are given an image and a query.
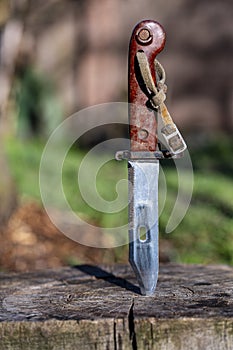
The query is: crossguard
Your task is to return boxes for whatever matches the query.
[129,20,166,152]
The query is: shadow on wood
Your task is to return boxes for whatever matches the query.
[75,264,141,294]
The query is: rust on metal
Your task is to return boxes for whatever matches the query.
[129,20,166,151]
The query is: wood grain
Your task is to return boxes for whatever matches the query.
[0,264,233,349]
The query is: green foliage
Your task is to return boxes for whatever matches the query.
[191,134,233,176]
[5,139,42,201]
[4,136,233,265]
[13,66,63,138]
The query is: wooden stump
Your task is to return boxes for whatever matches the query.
[0,264,233,349]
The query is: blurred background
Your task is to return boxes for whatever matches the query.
[0,0,232,272]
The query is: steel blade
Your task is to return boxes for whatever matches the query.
[128,160,159,296]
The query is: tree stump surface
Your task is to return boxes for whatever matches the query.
[0,263,233,349]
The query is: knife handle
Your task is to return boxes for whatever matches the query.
[129,20,166,152]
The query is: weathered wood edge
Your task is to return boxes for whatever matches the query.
[0,317,233,350]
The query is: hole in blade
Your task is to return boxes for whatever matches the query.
[139,225,148,242]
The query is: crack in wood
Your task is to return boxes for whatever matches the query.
[113,319,117,350]
[128,299,137,350]
[180,285,195,294]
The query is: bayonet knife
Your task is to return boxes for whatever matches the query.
[116,20,186,295]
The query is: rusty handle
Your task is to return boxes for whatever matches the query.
[129,20,166,152]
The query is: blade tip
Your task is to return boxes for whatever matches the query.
[140,283,157,296]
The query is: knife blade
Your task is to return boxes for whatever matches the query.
[128,160,159,295]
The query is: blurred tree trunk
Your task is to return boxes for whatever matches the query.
[0,0,30,225]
